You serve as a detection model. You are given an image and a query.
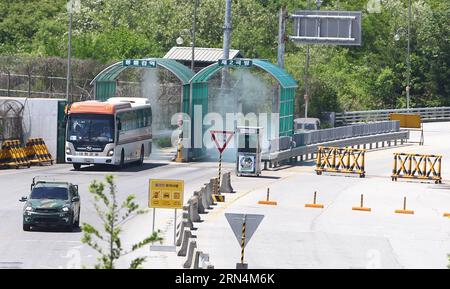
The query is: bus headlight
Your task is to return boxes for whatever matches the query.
[107,149,114,156]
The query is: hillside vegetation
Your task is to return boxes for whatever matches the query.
[0,0,448,115]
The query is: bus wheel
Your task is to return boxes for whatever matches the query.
[138,146,144,166]
[119,150,125,169]
[73,163,81,170]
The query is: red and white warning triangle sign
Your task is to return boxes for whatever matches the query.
[210,130,234,154]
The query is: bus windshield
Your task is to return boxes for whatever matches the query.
[67,114,115,144]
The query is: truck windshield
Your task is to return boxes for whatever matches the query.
[303,123,317,130]
[30,187,68,200]
[67,114,115,144]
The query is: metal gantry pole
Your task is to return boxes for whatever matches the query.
[221,0,232,120]
[223,0,232,60]
[66,3,73,105]
[277,5,287,69]
[406,0,412,110]
[304,0,322,118]
[304,46,310,118]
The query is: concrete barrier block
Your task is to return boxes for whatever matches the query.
[200,253,211,269]
[177,229,195,256]
[182,238,197,268]
[176,219,191,246]
[182,211,193,229]
[194,190,207,213]
[206,179,217,205]
[220,171,235,194]
[193,250,202,269]
[188,196,201,222]
[200,186,212,208]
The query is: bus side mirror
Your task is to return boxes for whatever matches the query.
[117,120,122,131]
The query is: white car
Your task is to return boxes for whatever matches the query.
[294,118,321,133]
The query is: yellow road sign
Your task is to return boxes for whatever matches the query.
[389,113,422,129]
[149,179,184,209]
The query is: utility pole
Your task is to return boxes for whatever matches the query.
[277,6,287,69]
[223,0,232,60]
[191,0,199,72]
[304,0,321,118]
[406,0,411,110]
[66,0,74,105]
[221,0,232,117]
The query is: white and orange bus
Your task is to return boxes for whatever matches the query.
[65,97,152,170]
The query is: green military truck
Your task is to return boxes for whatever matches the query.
[20,177,81,232]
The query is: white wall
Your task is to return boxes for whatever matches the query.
[0,97,63,159]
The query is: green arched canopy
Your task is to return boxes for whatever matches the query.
[91,58,194,109]
[189,59,297,139]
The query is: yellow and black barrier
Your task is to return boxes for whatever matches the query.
[315,146,366,178]
[391,153,442,184]
[0,140,31,169]
[25,138,53,166]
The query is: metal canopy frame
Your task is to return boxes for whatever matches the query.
[90,58,194,103]
[189,59,297,141]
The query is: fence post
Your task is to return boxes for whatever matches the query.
[28,72,31,98]
[7,71,10,97]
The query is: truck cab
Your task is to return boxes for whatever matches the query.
[294,118,321,133]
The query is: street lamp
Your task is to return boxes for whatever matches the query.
[177,0,199,72]
[394,27,411,110]
[394,0,412,110]
[176,28,195,71]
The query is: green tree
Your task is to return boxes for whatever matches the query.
[81,174,163,269]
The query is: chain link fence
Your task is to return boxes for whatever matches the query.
[0,72,93,101]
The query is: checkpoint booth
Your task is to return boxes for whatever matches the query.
[236,126,263,177]
[389,113,423,145]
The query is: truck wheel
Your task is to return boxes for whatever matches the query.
[23,224,31,231]
[73,163,81,170]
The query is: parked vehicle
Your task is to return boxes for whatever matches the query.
[294,118,321,133]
